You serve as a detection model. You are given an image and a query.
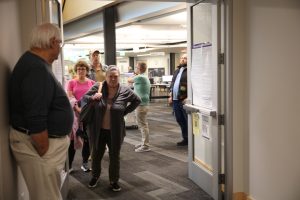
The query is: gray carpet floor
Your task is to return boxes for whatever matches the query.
[67,101,213,200]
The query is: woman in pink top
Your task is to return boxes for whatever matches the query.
[67,60,95,172]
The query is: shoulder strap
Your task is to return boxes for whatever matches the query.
[98,82,103,93]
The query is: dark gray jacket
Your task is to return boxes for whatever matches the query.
[82,82,141,151]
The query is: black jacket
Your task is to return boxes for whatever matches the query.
[81,82,141,151]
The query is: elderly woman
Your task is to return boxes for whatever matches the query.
[82,65,141,191]
[67,60,95,172]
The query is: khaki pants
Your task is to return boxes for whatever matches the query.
[9,127,69,200]
[135,105,150,146]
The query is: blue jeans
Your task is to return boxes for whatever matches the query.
[172,100,188,141]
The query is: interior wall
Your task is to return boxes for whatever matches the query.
[232,0,247,196]
[244,1,300,199]
[136,54,170,76]
[0,0,22,200]
[0,0,41,199]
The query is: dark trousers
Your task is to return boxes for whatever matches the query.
[68,136,90,168]
[91,129,120,183]
[173,100,188,141]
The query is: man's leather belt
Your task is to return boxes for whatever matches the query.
[12,126,65,138]
[13,126,30,135]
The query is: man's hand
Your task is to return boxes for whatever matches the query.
[168,96,173,105]
[127,76,135,84]
[168,92,173,105]
[30,130,49,156]
[73,103,81,113]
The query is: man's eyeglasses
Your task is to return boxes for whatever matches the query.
[55,39,63,48]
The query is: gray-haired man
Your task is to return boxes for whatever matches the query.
[9,23,73,200]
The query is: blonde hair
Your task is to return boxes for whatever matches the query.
[30,23,61,49]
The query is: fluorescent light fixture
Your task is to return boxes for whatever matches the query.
[137,53,151,57]
[150,52,165,56]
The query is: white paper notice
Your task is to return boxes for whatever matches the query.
[191,44,213,109]
[52,54,63,84]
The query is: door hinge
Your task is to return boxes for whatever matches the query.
[218,53,225,65]
[219,173,225,184]
[218,114,225,125]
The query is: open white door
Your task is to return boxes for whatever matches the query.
[184,0,224,199]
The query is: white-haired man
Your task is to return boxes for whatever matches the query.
[9,23,73,200]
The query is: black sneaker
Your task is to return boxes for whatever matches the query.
[88,177,99,188]
[177,140,188,146]
[81,163,91,172]
[110,182,121,192]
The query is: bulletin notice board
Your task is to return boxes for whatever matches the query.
[52,54,64,85]
[148,68,165,77]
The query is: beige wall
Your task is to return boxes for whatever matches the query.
[232,0,248,195]
[0,0,22,199]
[0,0,43,199]
[233,0,300,199]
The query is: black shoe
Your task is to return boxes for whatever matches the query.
[88,177,99,188]
[81,163,91,172]
[177,140,188,146]
[110,182,121,192]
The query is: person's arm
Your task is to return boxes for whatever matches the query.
[67,80,75,98]
[74,102,81,113]
[124,88,141,115]
[67,90,75,98]
[127,76,135,84]
[81,82,101,107]
[30,130,49,156]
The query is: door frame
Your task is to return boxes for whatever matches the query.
[185,0,233,199]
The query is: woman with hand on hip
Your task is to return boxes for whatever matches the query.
[82,65,141,191]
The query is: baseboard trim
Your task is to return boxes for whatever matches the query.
[233,192,255,200]
[233,192,247,200]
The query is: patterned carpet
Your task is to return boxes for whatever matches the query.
[67,101,213,200]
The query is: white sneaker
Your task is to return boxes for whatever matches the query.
[135,146,151,153]
[134,144,142,149]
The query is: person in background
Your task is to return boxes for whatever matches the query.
[88,50,106,82]
[82,65,141,191]
[128,62,151,152]
[67,60,95,172]
[9,23,73,200]
[128,66,134,73]
[168,54,188,146]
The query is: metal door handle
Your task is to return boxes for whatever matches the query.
[183,104,216,117]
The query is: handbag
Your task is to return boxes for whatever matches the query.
[79,82,102,124]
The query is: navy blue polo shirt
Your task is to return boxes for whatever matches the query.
[9,51,73,136]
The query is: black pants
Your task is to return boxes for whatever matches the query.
[91,129,120,183]
[68,134,90,168]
